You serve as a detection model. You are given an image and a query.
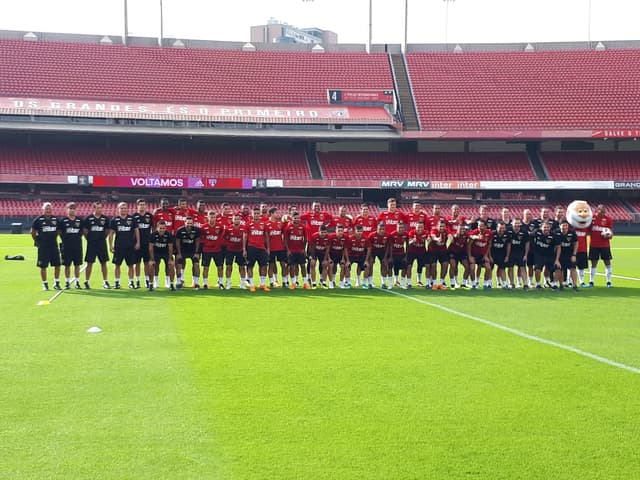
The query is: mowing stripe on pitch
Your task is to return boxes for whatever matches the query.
[383,288,640,376]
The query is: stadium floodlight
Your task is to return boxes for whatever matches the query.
[443,0,456,45]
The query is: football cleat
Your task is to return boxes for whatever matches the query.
[42,283,49,291]
[128,282,135,289]
[64,282,70,290]
[194,284,200,290]
[148,284,154,291]
[260,285,270,292]
[114,282,121,289]
[249,285,256,292]
[170,284,176,291]
[218,283,225,290]
[202,284,209,290]
[290,283,296,290]
[606,282,613,288]
[75,282,82,289]
[53,283,62,291]
[84,281,91,290]
[103,281,111,289]
[135,281,141,289]
[303,283,311,290]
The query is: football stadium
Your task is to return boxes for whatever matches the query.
[1,1,640,478]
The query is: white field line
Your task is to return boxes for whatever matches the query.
[383,288,640,375]
[46,264,88,304]
[595,273,640,281]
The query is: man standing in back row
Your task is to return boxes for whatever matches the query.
[58,202,84,290]
[31,202,61,291]
[588,204,614,287]
[83,201,110,289]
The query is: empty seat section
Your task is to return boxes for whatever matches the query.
[0,146,310,179]
[318,152,536,180]
[406,50,640,131]
[0,40,393,106]
[541,151,640,180]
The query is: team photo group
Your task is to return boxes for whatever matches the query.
[30,196,615,293]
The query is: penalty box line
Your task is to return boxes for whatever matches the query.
[383,288,640,376]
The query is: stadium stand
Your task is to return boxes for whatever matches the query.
[406,50,640,131]
[0,145,310,179]
[540,151,640,181]
[318,152,537,180]
[2,199,634,222]
[0,40,393,106]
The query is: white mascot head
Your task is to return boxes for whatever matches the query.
[566,200,593,229]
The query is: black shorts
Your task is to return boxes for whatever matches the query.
[37,244,61,268]
[492,254,508,269]
[61,246,83,267]
[153,254,171,266]
[534,255,554,272]
[329,255,345,266]
[176,250,198,265]
[508,251,527,268]
[350,256,367,271]
[429,251,449,264]
[470,254,490,266]
[202,251,225,268]
[311,252,326,263]
[288,252,306,266]
[246,246,268,268]
[112,248,137,267]
[135,242,151,263]
[269,250,287,263]
[526,251,536,267]
[575,252,588,269]
[556,256,576,271]
[407,252,428,269]
[448,251,467,263]
[391,254,407,271]
[371,252,387,264]
[589,247,612,262]
[85,241,109,264]
[224,251,247,266]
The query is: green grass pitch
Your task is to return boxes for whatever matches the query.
[1,234,639,479]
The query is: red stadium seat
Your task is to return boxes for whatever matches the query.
[318,152,536,181]
[541,151,640,181]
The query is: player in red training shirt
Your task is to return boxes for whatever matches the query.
[407,222,428,288]
[237,204,252,228]
[308,224,331,288]
[173,198,197,284]
[446,204,467,231]
[353,203,377,236]
[153,198,176,233]
[388,222,410,289]
[327,223,350,288]
[284,212,310,289]
[345,224,370,288]
[467,219,494,289]
[266,207,287,288]
[243,208,270,292]
[366,222,391,288]
[200,210,225,290]
[427,219,451,290]
[447,221,470,289]
[588,204,614,287]
[301,201,333,239]
[405,201,430,233]
[333,205,354,235]
[377,197,405,236]
[223,213,247,289]
[192,200,208,229]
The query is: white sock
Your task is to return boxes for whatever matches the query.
[590,267,597,282]
[605,265,612,283]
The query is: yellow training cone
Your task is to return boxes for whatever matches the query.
[37,300,50,306]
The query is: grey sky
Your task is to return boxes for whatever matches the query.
[0,0,637,45]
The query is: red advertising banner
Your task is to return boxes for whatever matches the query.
[92,176,252,189]
[0,97,395,126]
